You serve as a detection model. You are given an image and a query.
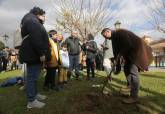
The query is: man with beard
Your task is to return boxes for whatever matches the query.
[65,30,81,80]
[20,7,51,108]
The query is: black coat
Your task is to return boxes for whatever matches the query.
[19,13,51,64]
[111,29,153,71]
[82,40,98,60]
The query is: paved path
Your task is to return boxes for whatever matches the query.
[148,67,165,72]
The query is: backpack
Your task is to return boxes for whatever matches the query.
[14,28,29,64]
[13,28,29,49]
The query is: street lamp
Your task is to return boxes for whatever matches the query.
[114,21,121,29]
[2,34,9,46]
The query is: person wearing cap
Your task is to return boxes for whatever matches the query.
[20,7,51,108]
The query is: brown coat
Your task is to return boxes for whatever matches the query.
[111,29,153,71]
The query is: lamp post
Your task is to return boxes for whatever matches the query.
[84,20,90,39]
[84,20,87,39]
[2,34,9,46]
[114,21,121,29]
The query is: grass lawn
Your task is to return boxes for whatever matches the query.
[0,70,165,114]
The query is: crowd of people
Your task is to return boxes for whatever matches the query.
[19,7,105,109]
[0,47,19,72]
[17,6,153,109]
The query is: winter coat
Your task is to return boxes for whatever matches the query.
[59,50,70,68]
[46,38,59,68]
[83,40,98,60]
[111,29,153,71]
[19,13,51,64]
[65,37,80,55]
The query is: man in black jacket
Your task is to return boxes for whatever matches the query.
[20,7,51,108]
[83,34,98,80]
[65,30,81,80]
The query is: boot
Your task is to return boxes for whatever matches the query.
[122,97,139,104]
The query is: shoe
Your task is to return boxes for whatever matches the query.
[71,71,76,77]
[27,99,45,109]
[36,94,47,101]
[122,97,139,104]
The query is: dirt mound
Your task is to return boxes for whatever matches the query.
[82,93,100,111]
[72,92,111,113]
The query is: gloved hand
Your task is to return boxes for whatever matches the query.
[40,55,46,62]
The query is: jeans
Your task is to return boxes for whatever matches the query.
[124,63,139,98]
[86,58,95,78]
[26,64,41,102]
[0,77,18,87]
[44,67,56,88]
[69,55,80,78]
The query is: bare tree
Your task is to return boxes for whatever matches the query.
[49,0,113,40]
[149,0,165,33]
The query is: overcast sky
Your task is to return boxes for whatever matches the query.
[0,0,164,48]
